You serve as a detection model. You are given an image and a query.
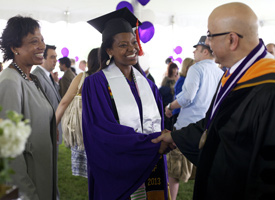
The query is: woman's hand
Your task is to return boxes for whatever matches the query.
[152,129,176,154]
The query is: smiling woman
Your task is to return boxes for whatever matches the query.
[0,16,57,200]
[81,8,172,200]
[105,32,139,80]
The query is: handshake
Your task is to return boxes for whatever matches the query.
[151,129,177,154]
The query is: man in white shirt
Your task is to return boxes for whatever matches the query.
[77,60,87,74]
[32,45,62,144]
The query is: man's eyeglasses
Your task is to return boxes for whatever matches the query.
[207,31,243,39]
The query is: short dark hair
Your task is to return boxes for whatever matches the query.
[200,45,213,56]
[0,15,40,62]
[44,45,56,59]
[165,57,172,65]
[59,57,71,68]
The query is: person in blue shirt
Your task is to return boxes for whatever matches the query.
[164,36,223,200]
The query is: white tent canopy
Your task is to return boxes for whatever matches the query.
[0,0,275,85]
[1,0,275,26]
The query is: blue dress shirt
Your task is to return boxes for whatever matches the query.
[174,59,223,130]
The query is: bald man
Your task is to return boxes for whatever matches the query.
[266,43,275,57]
[152,2,275,200]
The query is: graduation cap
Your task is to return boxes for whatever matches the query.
[87,7,144,56]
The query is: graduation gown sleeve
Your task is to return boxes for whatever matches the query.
[171,118,205,166]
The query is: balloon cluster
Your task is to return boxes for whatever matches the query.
[116,0,154,43]
[168,46,183,64]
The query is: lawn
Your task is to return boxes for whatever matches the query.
[58,143,194,199]
[58,144,89,200]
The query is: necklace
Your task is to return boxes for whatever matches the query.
[12,62,40,90]
[12,62,28,80]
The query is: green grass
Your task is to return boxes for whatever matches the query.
[177,180,194,200]
[58,143,89,200]
[58,143,194,199]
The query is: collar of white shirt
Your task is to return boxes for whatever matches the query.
[37,65,51,79]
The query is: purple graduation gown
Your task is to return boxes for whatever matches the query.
[82,70,165,200]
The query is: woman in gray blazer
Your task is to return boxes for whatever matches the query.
[0,16,57,200]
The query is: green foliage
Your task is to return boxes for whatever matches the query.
[0,158,14,184]
[5,110,29,124]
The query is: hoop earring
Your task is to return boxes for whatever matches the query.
[106,55,112,65]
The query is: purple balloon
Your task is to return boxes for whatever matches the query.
[116,1,134,13]
[138,21,155,43]
[138,0,150,6]
[174,46,182,54]
[61,47,69,57]
[175,57,183,64]
[75,56,79,62]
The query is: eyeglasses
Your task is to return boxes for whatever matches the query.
[207,31,243,39]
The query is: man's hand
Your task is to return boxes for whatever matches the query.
[51,72,59,83]
[159,141,176,154]
[152,129,176,154]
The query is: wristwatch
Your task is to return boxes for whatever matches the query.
[167,103,173,111]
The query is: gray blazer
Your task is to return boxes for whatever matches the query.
[32,66,63,144]
[0,68,57,200]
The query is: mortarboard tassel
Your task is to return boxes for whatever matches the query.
[136,20,144,56]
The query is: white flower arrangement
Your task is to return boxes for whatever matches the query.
[0,116,31,158]
[0,107,31,184]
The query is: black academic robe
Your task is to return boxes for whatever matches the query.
[172,59,275,200]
